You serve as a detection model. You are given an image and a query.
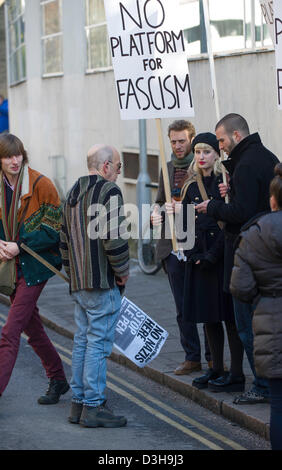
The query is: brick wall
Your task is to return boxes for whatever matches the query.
[0,5,7,97]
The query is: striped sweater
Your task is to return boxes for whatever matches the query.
[60,175,129,292]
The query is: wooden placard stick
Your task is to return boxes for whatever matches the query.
[220,150,229,203]
[155,118,178,252]
[21,243,69,283]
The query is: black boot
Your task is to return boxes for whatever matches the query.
[208,373,245,393]
[192,369,223,390]
[79,401,127,428]
[68,402,83,424]
[38,378,70,405]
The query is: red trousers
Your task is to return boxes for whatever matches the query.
[0,276,66,395]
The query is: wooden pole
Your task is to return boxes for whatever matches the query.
[155,118,178,252]
[21,243,69,283]
[202,0,229,203]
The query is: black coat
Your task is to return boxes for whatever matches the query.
[182,174,234,323]
[207,133,279,292]
[230,211,282,379]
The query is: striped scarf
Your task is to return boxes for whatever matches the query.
[1,167,24,241]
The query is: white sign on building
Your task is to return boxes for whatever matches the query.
[274,0,282,109]
[104,0,195,120]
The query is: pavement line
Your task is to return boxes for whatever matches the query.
[46,335,245,451]
[0,315,244,450]
[107,371,246,451]
[59,350,223,451]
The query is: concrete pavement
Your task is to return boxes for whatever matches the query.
[0,260,270,441]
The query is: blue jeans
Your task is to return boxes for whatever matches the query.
[232,298,269,397]
[71,287,121,407]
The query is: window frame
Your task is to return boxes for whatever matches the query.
[84,0,112,74]
[122,149,159,185]
[182,0,274,59]
[40,0,64,78]
[5,0,26,87]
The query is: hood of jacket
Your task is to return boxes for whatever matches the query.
[245,211,282,261]
[66,175,103,207]
[255,211,282,258]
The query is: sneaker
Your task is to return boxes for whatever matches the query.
[68,402,83,424]
[233,390,270,405]
[79,401,127,428]
[38,378,70,405]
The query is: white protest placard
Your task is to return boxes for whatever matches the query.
[260,0,275,44]
[274,0,282,109]
[103,0,194,120]
[113,296,168,367]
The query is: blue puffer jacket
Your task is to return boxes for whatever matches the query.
[0,99,9,133]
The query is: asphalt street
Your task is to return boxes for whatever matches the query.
[0,305,270,452]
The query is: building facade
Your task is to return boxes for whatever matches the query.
[3,0,282,211]
[0,2,7,97]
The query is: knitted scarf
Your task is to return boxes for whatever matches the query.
[171,152,194,169]
[1,166,24,241]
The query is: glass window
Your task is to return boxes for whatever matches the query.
[255,0,272,47]
[6,0,26,85]
[85,0,111,71]
[180,0,273,56]
[209,0,245,52]
[41,0,63,76]
[180,0,202,56]
[123,152,159,183]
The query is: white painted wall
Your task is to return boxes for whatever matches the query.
[7,0,282,208]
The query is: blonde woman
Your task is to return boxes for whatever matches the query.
[181,133,244,391]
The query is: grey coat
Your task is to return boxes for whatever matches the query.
[230,211,282,379]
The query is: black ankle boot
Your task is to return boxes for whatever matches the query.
[208,373,245,393]
[68,402,83,424]
[192,369,223,390]
[38,378,70,405]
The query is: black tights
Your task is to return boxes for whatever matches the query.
[204,321,244,377]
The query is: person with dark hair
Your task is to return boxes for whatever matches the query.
[196,114,279,404]
[151,120,211,376]
[0,95,9,134]
[230,163,282,449]
[179,133,244,391]
[0,133,69,404]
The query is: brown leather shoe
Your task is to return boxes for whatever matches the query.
[174,361,202,375]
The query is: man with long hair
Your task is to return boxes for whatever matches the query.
[0,133,69,404]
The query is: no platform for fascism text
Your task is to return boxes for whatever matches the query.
[104,0,195,120]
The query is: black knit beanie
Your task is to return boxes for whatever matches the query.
[191,132,220,155]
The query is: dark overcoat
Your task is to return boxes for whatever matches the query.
[206,133,279,292]
[230,211,282,379]
[182,174,234,323]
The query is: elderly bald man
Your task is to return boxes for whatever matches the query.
[60,144,129,428]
